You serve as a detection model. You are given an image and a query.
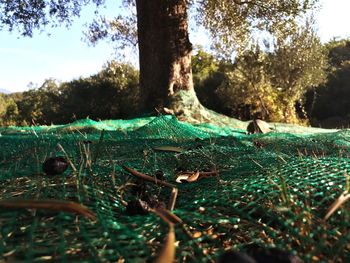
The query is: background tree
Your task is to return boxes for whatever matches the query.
[0,94,19,125]
[216,45,280,120]
[0,0,319,124]
[193,19,327,124]
[266,19,327,123]
[15,86,51,125]
[58,61,139,123]
[1,62,139,125]
[306,39,350,128]
[192,48,229,115]
[11,79,63,125]
[2,101,19,125]
[0,94,8,120]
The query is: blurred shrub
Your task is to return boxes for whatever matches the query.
[57,61,139,123]
[306,39,350,128]
[0,61,139,126]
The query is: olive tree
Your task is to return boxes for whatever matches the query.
[0,0,319,122]
[215,20,327,123]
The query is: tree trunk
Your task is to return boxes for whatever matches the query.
[136,0,203,119]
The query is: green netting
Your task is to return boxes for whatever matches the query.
[0,115,349,262]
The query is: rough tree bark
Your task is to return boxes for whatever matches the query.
[135,0,206,121]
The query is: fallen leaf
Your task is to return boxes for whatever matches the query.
[155,224,175,263]
[152,208,183,225]
[176,171,215,183]
[176,174,191,183]
[152,146,184,153]
[122,165,176,188]
[175,171,200,183]
[0,199,96,220]
[187,171,200,182]
[192,231,202,238]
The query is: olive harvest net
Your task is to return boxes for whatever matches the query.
[0,115,350,262]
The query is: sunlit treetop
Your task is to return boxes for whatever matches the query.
[197,0,319,55]
[0,0,319,55]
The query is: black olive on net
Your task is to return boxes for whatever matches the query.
[42,156,68,175]
[125,199,150,216]
[145,194,166,210]
[155,170,165,180]
[130,180,149,197]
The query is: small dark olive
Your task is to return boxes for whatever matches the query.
[155,170,165,180]
[125,199,150,216]
[42,156,69,175]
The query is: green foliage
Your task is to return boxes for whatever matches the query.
[266,19,327,122]
[58,61,139,123]
[326,39,350,69]
[83,0,319,61]
[192,49,219,83]
[192,49,228,113]
[0,0,319,56]
[197,0,319,57]
[193,20,327,124]
[0,94,7,117]
[0,94,18,126]
[85,2,138,53]
[2,102,19,125]
[0,62,139,126]
[307,39,350,127]
[216,45,280,120]
[0,0,104,36]
[0,0,325,125]
[14,79,62,125]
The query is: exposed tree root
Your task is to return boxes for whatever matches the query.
[165,90,247,130]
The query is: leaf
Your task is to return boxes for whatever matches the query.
[167,188,178,211]
[152,208,183,225]
[122,165,176,188]
[0,199,96,220]
[152,146,184,153]
[176,171,200,183]
[155,224,175,263]
[187,171,200,182]
[176,171,218,183]
[176,174,191,183]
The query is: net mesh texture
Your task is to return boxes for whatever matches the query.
[0,115,349,262]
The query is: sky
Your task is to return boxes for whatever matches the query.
[0,0,350,93]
